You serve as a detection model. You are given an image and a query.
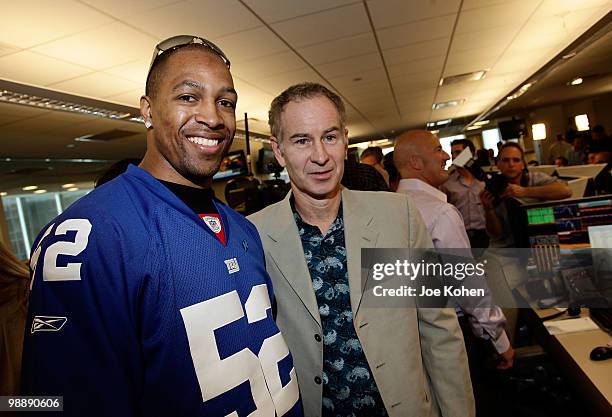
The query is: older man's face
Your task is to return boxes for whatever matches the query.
[141,48,237,186]
[419,135,450,187]
[271,95,347,201]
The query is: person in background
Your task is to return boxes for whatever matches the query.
[476,149,491,166]
[341,157,389,191]
[360,146,390,186]
[481,142,572,247]
[0,240,29,396]
[548,134,572,164]
[94,158,142,188]
[383,151,400,192]
[555,156,569,167]
[441,139,489,250]
[249,82,474,417]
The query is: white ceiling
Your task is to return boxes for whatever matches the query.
[1,0,611,191]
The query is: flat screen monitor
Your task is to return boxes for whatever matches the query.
[256,148,283,175]
[498,119,526,140]
[213,150,248,181]
[510,195,612,249]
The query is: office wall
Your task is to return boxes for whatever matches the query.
[525,92,612,163]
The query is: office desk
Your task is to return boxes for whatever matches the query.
[523,306,612,417]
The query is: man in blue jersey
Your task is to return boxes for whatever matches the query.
[21,35,302,417]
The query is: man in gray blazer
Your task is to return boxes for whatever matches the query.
[248,82,474,417]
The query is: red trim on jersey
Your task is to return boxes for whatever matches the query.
[198,213,226,245]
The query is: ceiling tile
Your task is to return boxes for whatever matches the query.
[0,103,50,119]
[367,0,460,29]
[450,26,517,53]
[243,0,358,23]
[387,56,445,79]
[316,53,383,79]
[455,0,539,34]
[377,15,456,50]
[462,0,523,11]
[297,32,378,65]
[124,0,262,40]
[383,38,450,66]
[79,0,179,19]
[253,68,328,97]
[49,72,142,100]
[1,0,113,49]
[271,3,369,48]
[31,23,156,71]
[328,67,387,89]
[444,45,502,76]
[0,42,21,58]
[0,51,92,87]
[103,60,149,84]
[105,89,142,108]
[232,51,306,81]
[216,27,289,64]
[534,0,611,18]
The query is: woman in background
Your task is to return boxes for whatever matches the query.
[0,240,29,395]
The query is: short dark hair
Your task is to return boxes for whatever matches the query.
[498,142,527,167]
[450,139,475,154]
[268,82,346,140]
[383,151,399,183]
[145,45,224,97]
[360,147,384,164]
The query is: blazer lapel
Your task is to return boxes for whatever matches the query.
[261,193,321,326]
[342,188,379,317]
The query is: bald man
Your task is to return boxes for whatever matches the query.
[393,130,513,369]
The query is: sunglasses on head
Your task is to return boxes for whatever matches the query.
[147,35,231,75]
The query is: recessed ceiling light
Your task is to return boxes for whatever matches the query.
[432,99,465,110]
[569,77,583,86]
[67,187,79,192]
[22,185,38,191]
[62,183,76,188]
[439,70,487,86]
[562,52,577,60]
[474,120,489,126]
[33,189,47,194]
[0,192,7,197]
[466,125,481,130]
[436,119,452,126]
[426,122,436,127]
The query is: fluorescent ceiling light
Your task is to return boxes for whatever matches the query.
[466,125,481,130]
[532,123,546,140]
[22,185,38,191]
[436,119,452,126]
[432,99,464,110]
[0,192,7,196]
[33,189,47,194]
[439,70,487,86]
[474,120,489,126]
[426,122,436,127]
[575,114,590,131]
[67,187,79,192]
[0,89,135,121]
[62,183,75,188]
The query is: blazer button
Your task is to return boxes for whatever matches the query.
[314,376,322,385]
[314,333,322,342]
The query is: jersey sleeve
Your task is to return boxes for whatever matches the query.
[21,212,145,417]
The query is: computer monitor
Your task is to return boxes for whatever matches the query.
[212,150,248,181]
[510,195,612,249]
[256,147,283,175]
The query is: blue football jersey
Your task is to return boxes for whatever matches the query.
[21,165,303,417]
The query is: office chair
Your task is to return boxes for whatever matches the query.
[224,176,263,215]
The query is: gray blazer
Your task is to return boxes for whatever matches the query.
[248,188,474,417]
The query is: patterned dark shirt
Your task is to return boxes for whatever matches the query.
[292,202,387,417]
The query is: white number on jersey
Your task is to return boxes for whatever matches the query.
[181,284,299,417]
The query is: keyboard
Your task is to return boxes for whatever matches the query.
[590,308,612,334]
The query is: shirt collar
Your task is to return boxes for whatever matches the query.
[397,178,447,202]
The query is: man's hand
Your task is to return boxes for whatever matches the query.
[496,346,514,370]
[500,183,526,199]
[480,190,496,210]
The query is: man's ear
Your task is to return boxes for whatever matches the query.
[270,137,286,167]
[409,154,423,170]
[140,95,154,128]
[343,127,349,159]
